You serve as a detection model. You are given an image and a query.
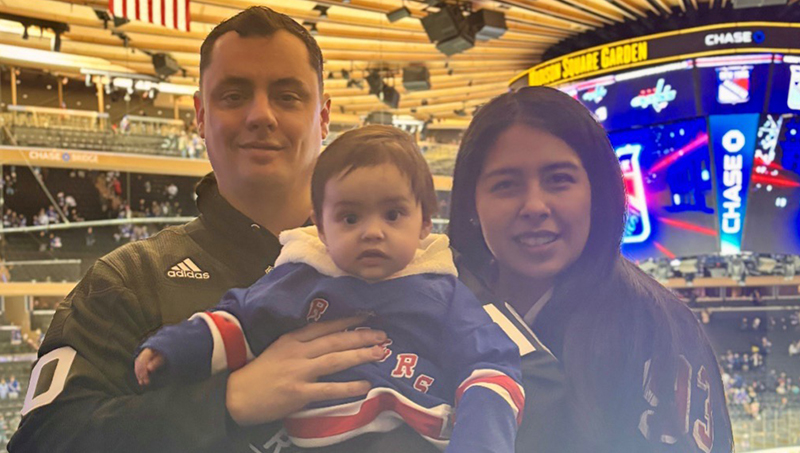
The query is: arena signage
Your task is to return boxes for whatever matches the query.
[28,150,99,164]
[530,41,648,85]
[710,114,759,255]
[518,22,800,87]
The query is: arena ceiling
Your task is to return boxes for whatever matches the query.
[0,0,796,125]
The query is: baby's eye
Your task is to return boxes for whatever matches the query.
[344,214,358,225]
[385,210,401,221]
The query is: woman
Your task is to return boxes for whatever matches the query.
[449,86,733,452]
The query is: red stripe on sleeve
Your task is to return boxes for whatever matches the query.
[456,375,525,425]
[207,312,247,371]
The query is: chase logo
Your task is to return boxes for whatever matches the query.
[704,30,764,46]
[61,152,70,162]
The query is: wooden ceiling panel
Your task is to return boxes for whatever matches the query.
[0,0,755,123]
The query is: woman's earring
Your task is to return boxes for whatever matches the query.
[469,217,480,227]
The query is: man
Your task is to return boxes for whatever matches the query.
[9,7,425,452]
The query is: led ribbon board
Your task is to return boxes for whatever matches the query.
[513,22,800,88]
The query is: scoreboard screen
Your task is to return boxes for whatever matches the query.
[556,54,800,259]
[609,119,718,261]
[741,115,800,254]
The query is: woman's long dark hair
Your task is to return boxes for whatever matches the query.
[449,87,731,450]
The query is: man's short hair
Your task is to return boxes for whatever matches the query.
[199,6,324,91]
[312,125,439,222]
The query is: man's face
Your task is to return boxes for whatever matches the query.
[195,31,330,195]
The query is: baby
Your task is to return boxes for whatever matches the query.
[135,125,523,452]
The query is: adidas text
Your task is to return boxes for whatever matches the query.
[167,269,210,279]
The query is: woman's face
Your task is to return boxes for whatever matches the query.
[475,124,592,285]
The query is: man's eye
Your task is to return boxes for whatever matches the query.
[344,214,358,225]
[221,92,244,103]
[277,93,302,104]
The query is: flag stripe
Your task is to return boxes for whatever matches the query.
[185,0,190,30]
[111,0,188,31]
[126,0,135,21]
[177,0,186,32]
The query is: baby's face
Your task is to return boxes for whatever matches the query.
[317,163,431,282]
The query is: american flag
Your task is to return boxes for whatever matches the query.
[109,0,191,32]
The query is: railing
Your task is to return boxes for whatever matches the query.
[733,407,800,452]
[0,259,82,283]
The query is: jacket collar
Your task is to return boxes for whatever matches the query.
[191,173,283,276]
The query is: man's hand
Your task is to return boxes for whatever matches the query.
[225,315,386,425]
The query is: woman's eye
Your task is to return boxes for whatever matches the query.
[491,180,515,192]
[344,214,358,225]
[549,173,576,185]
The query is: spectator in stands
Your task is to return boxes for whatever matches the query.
[762,336,773,355]
[64,194,76,210]
[0,379,8,400]
[7,377,19,400]
[752,289,763,306]
[37,232,47,253]
[790,340,800,357]
[33,209,48,227]
[151,201,162,217]
[48,234,62,251]
[45,205,58,224]
[85,227,96,247]
[166,183,178,200]
[69,209,83,222]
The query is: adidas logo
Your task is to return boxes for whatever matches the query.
[167,258,210,280]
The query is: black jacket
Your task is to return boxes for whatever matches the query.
[9,174,285,452]
[455,255,734,453]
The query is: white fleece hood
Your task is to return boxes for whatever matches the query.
[276,225,457,279]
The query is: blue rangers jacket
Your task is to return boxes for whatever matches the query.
[141,226,524,452]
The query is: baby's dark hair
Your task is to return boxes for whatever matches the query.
[311,125,438,222]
